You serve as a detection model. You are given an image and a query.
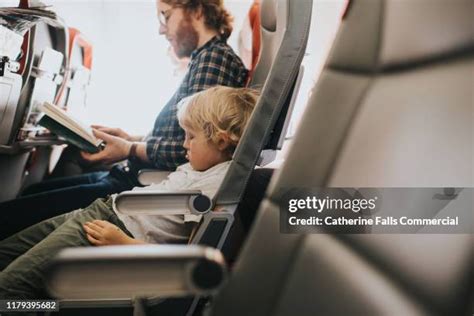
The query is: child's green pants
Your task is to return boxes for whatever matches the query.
[0,197,131,299]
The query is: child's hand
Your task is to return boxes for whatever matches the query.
[83,220,134,246]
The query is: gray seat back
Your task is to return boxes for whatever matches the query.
[189,0,312,263]
[14,22,68,189]
[214,0,312,205]
[0,19,68,201]
[210,0,473,315]
[12,22,67,145]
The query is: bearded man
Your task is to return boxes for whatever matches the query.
[0,0,248,240]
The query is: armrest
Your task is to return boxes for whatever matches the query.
[115,190,212,216]
[45,245,226,299]
[137,169,171,186]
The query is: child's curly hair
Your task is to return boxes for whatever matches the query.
[162,0,234,40]
[178,86,259,155]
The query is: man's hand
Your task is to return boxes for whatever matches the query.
[91,125,132,141]
[91,125,143,142]
[81,129,132,165]
[83,220,144,246]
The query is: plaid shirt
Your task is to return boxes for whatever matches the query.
[144,37,248,170]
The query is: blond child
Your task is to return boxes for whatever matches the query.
[0,86,259,299]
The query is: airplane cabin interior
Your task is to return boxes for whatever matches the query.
[0,0,472,315]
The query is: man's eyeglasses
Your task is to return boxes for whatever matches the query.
[158,8,175,26]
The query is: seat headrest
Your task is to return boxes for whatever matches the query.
[328,0,474,71]
[261,0,277,32]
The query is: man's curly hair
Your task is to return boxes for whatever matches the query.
[162,0,234,40]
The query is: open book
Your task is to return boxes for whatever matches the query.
[37,102,103,153]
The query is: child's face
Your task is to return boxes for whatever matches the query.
[182,126,230,171]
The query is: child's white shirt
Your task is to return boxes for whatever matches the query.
[112,161,230,244]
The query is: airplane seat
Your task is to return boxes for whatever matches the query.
[247,0,282,88]
[19,22,69,190]
[0,5,95,198]
[204,0,311,255]
[46,0,313,315]
[250,0,306,166]
[0,18,69,201]
[209,0,474,315]
[0,28,25,202]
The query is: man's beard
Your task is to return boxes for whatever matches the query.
[174,16,199,58]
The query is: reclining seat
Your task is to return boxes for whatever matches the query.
[47,0,472,315]
[18,21,69,189]
[0,11,68,201]
[45,0,313,314]
[0,24,23,201]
